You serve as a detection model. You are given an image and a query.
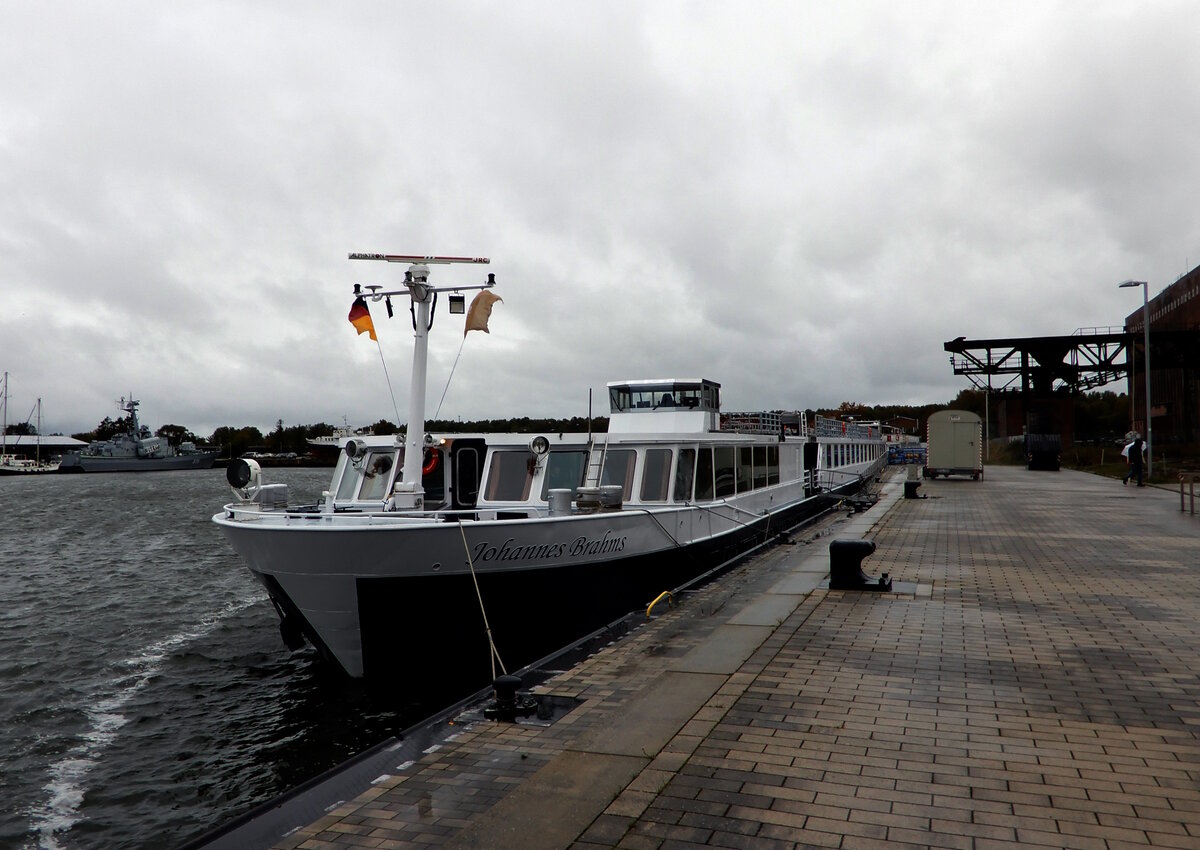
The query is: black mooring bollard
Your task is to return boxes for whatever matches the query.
[483,674,537,722]
[829,538,892,592]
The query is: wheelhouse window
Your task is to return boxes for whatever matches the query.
[608,380,719,413]
[714,446,735,498]
[674,448,696,502]
[736,446,753,493]
[336,448,396,501]
[753,446,768,488]
[676,387,703,409]
[695,447,715,501]
[422,448,446,505]
[484,450,534,501]
[600,449,637,500]
[641,448,672,501]
[540,450,589,500]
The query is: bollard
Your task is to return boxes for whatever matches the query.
[829,538,892,592]
[903,479,922,499]
[1181,473,1199,515]
[483,674,537,721]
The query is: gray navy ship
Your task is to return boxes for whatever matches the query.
[59,396,218,473]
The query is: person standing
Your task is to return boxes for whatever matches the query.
[1123,435,1146,486]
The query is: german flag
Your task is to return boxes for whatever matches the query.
[348,296,376,341]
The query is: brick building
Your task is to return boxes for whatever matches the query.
[1125,266,1200,444]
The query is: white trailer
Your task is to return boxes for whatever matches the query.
[923,410,983,480]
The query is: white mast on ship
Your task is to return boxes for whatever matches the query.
[348,253,494,510]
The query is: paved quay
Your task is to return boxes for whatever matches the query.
[275,465,1200,850]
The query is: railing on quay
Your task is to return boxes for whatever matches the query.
[1181,473,1200,515]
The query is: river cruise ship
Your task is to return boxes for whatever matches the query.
[213,255,885,690]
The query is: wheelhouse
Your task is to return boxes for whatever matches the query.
[607,378,722,434]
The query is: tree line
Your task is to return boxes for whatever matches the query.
[62,415,613,459]
[48,388,1130,460]
[826,388,1132,444]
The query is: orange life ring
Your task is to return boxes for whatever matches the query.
[422,448,440,476]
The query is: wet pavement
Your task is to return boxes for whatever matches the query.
[269,465,1200,849]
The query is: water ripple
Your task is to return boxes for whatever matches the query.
[1,468,411,850]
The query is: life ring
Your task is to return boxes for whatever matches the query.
[422,448,440,476]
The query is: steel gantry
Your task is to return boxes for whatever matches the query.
[944,330,1131,395]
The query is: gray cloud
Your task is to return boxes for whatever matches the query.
[1,2,1194,438]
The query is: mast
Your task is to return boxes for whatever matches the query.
[349,253,493,510]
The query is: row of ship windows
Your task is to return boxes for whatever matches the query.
[341,441,884,505]
[824,443,881,467]
[484,441,881,504]
[484,445,779,504]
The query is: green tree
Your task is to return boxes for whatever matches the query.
[209,426,265,458]
[1074,390,1130,443]
[947,388,986,419]
[156,424,202,447]
[73,415,135,442]
[835,401,872,417]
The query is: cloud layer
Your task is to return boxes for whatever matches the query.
[2,2,1196,437]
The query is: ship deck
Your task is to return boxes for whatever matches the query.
[192,463,1200,849]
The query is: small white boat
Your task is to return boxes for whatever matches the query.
[0,373,60,475]
[213,254,886,689]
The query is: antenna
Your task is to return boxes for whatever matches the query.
[349,253,490,265]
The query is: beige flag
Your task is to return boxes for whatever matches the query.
[464,290,503,336]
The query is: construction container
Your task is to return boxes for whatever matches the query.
[923,410,983,480]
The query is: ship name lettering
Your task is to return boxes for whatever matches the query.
[471,538,566,562]
[568,530,627,557]
[469,532,626,563]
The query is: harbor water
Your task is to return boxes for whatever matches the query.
[0,468,437,850]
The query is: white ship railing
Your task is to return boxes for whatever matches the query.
[813,415,880,440]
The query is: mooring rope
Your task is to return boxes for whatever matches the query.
[457,521,507,679]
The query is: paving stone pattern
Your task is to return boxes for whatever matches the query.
[277,467,1200,849]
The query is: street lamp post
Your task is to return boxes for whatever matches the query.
[1118,279,1151,478]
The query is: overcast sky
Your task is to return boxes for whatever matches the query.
[3,1,1197,438]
